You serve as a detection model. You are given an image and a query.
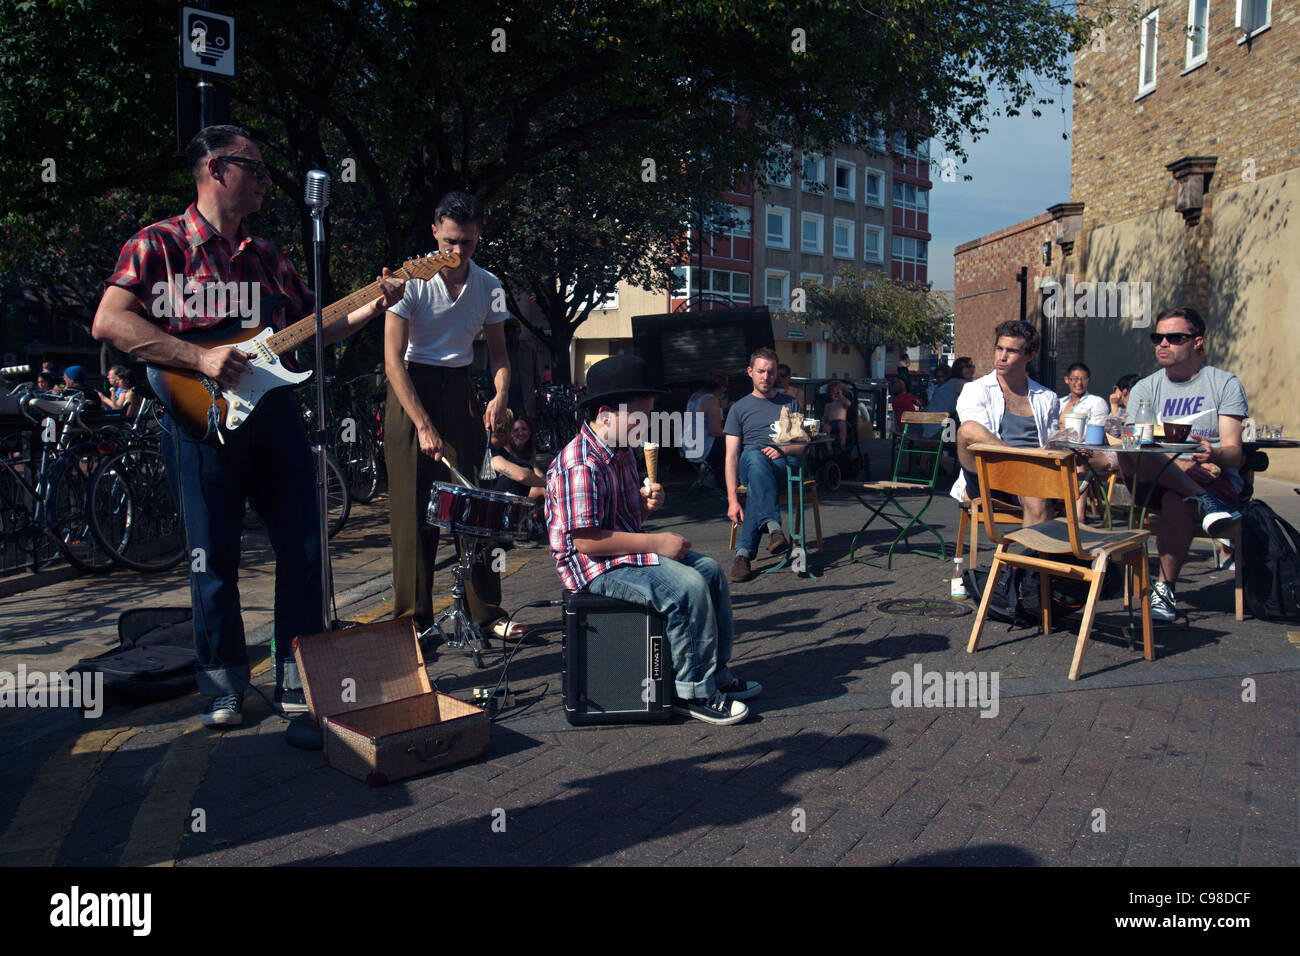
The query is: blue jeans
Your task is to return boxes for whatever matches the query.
[585,551,737,700]
[159,388,324,697]
[736,447,799,557]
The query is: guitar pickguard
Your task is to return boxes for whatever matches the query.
[221,328,312,431]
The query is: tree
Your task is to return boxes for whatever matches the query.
[796,267,951,365]
[1,0,1108,357]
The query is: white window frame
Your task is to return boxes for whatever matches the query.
[1184,0,1209,70]
[1137,9,1159,99]
[833,218,854,259]
[833,159,856,200]
[764,269,790,311]
[800,212,824,254]
[864,168,886,208]
[891,235,928,269]
[864,225,885,264]
[765,204,790,249]
[730,205,752,237]
[699,268,752,305]
[801,152,825,193]
[1235,0,1270,41]
[799,272,823,290]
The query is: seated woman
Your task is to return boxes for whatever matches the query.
[683,369,728,482]
[491,414,546,545]
[822,379,853,454]
[97,365,138,416]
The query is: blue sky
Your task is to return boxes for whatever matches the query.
[926,82,1075,290]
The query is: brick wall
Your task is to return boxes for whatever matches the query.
[953,212,1071,382]
[1073,1,1300,230]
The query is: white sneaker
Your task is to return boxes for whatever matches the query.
[1150,581,1176,623]
[671,691,749,725]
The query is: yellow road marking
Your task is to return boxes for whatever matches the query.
[0,726,143,866]
[119,720,219,867]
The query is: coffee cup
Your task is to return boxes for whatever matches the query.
[1085,422,1105,445]
[1162,421,1192,443]
[1062,411,1087,441]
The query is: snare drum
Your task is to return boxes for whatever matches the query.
[426,483,536,539]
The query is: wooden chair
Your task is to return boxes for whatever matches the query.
[727,480,823,553]
[847,411,948,568]
[965,443,1154,681]
[955,495,1023,569]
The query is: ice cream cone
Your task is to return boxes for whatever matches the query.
[643,442,660,485]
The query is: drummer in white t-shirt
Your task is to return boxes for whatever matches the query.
[384,191,522,641]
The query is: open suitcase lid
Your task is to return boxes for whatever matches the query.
[293,618,431,723]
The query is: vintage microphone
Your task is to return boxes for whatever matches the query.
[304,169,335,631]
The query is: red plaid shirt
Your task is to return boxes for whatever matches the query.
[545,422,658,592]
[104,203,314,333]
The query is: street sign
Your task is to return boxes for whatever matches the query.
[180,7,235,77]
[787,329,804,339]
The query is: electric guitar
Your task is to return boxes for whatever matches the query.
[147,251,461,441]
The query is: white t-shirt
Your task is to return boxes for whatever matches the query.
[1059,392,1109,423]
[389,260,507,366]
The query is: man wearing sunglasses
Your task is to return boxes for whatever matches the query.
[1122,307,1247,622]
[92,125,406,728]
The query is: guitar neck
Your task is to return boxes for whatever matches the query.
[267,268,408,355]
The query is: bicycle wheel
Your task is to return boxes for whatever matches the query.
[45,454,116,573]
[88,446,186,572]
[313,449,350,537]
[0,462,38,576]
[335,419,380,503]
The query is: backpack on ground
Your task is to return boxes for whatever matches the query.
[1239,500,1300,621]
[965,554,1121,627]
[66,607,195,710]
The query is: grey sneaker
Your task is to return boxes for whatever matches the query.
[202,693,244,727]
[671,691,748,725]
[1186,493,1240,537]
[1150,581,1176,623]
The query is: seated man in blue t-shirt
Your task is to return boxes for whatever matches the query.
[724,347,804,582]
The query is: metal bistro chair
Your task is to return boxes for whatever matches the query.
[847,411,949,568]
[965,443,1154,681]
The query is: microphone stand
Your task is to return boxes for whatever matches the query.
[310,204,335,630]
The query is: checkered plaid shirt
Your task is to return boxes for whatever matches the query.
[545,421,658,592]
[104,203,314,333]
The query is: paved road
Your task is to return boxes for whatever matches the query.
[1,460,1297,868]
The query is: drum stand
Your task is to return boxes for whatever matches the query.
[420,535,495,669]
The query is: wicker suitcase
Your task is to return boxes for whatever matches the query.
[292,618,490,786]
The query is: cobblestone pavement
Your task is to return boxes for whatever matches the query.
[1,463,1297,868]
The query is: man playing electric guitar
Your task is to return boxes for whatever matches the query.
[92,124,405,728]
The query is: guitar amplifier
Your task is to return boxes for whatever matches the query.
[562,591,672,726]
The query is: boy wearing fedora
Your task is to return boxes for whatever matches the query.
[545,356,761,725]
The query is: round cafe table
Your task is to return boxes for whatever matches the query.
[1067,440,1200,529]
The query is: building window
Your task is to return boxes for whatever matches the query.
[891,235,927,269]
[1185,0,1209,69]
[833,160,856,200]
[699,268,751,305]
[1138,9,1158,98]
[765,205,790,248]
[892,182,929,213]
[1236,0,1271,40]
[833,219,854,259]
[767,145,792,187]
[864,168,885,207]
[799,273,823,300]
[765,269,790,311]
[892,133,930,162]
[864,225,884,263]
[801,213,824,254]
[671,266,689,297]
[801,153,825,193]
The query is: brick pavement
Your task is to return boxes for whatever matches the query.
[1,458,1297,867]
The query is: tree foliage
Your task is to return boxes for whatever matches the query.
[798,267,952,360]
[0,0,1107,366]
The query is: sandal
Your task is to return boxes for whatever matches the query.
[490,619,529,639]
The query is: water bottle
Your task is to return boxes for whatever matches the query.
[1134,398,1155,444]
[951,556,968,599]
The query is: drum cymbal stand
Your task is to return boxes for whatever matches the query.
[419,535,495,669]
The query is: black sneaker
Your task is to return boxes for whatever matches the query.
[202,693,244,727]
[716,674,762,701]
[275,687,309,715]
[1186,492,1240,536]
[671,691,748,725]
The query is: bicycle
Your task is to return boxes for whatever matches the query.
[330,371,385,503]
[0,386,118,573]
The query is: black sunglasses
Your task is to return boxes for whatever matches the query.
[217,155,271,180]
[1149,332,1197,346]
